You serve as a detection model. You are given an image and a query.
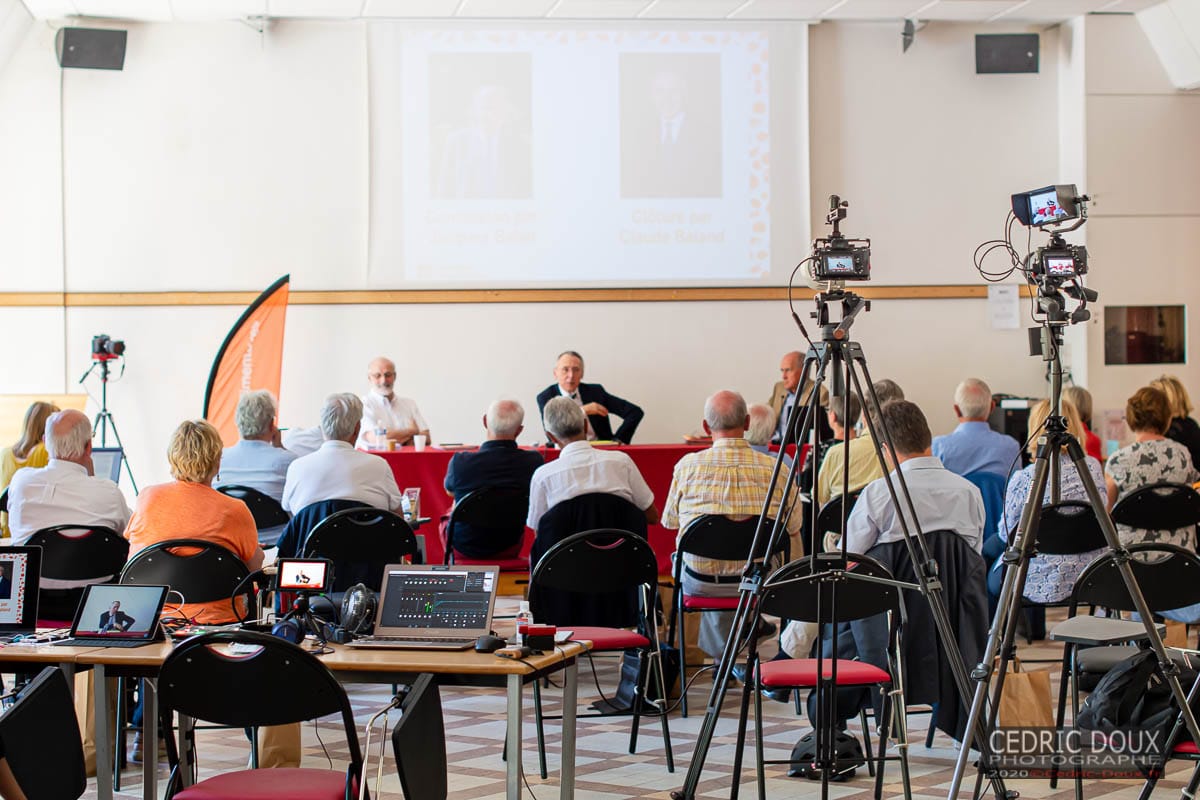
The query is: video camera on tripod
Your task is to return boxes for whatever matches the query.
[809,195,872,284]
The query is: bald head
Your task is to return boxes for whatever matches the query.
[45,409,92,463]
[779,351,804,393]
[367,357,397,397]
[703,390,749,439]
[485,399,525,440]
[954,378,994,421]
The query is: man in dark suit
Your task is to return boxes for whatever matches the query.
[442,399,544,559]
[536,351,644,444]
[98,600,135,633]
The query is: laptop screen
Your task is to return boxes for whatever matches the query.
[376,566,496,633]
[70,584,167,640]
[91,447,124,484]
[0,546,41,633]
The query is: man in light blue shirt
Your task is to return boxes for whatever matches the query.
[216,390,298,504]
[931,378,1021,478]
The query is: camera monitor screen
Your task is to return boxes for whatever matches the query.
[1028,188,1070,226]
[278,559,331,592]
[824,254,856,274]
[1044,256,1076,277]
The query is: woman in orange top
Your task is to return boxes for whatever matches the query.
[124,419,264,624]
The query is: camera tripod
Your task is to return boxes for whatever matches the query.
[948,290,1200,800]
[79,355,138,492]
[673,287,1007,800]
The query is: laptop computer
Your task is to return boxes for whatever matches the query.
[91,447,124,484]
[346,564,498,651]
[0,546,41,639]
[54,583,168,648]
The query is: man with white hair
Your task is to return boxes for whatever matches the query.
[441,399,544,559]
[526,397,657,530]
[357,356,431,449]
[661,390,802,660]
[215,390,297,503]
[932,378,1020,477]
[281,393,404,514]
[7,409,131,545]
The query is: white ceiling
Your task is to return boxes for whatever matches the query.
[19,0,1164,22]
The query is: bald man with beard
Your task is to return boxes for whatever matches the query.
[357,356,431,449]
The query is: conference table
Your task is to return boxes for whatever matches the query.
[375,443,709,572]
[75,638,587,800]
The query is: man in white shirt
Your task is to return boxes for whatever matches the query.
[215,390,297,503]
[282,393,405,515]
[526,397,658,530]
[357,356,430,449]
[7,410,132,545]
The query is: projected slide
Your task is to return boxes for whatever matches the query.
[370,25,803,286]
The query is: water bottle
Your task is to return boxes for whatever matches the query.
[515,601,534,644]
[374,425,387,450]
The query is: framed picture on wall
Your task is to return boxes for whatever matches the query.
[1104,305,1185,365]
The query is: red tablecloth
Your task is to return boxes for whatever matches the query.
[373,443,708,573]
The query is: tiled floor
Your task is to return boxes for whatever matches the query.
[76,606,1200,799]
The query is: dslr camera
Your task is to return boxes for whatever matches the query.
[91,334,125,361]
[810,195,871,282]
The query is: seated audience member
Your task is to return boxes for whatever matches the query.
[843,400,985,555]
[1063,385,1104,463]
[1105,386,1200,552]
[527,397,657,530]
[745,404,793,470]
[662,391,801,660]
[442,399,543,559]
[536,350,643,444]
[0,401,58,538]
[282,393,404,515]
[994,398,1105,603]
[932,378,1020,478]
[1151,374,1200,471]
[815,394,872,506]
[215,390,297,503]
[768,351,833,445]
[6,410,131,546]
[281,425,324,457]
[124,419,265,624]
[357,356,431,449]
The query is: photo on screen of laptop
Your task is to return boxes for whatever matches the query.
[90,447,124,484]
[56,584,168,648]
[0,546,42,637]
[346,564,498,650]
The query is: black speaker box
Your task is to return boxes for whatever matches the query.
[55,28,127,71]
[975,33,1038,74]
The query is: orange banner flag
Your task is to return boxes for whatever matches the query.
[203,275,290,446]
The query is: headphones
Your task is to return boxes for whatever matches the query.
[340,583,378,636]
[271,616,305,644]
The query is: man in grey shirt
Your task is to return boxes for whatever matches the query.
[216,390,297,503]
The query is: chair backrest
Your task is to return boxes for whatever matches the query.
[0,666,86,800]
[391,673,447,800]
[0,486,7,514]
[27,524,128,582]
[759,552,901,624]
[275,498,369,560]
[158,630,362,787]
[119,539,253,619]
[444,486,529,564]
[304,507,419,592]
[673,515,783,580]
[530,528,657,627]
[1071,542,1200,613]
[963,470,1007,541]
[216,485,291,529]
[1036,501,1108,555]
[1111,481,1200,530]
[814,488,862,537]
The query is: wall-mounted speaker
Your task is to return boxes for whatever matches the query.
[975,33,1039,74]
[55,28,127,71]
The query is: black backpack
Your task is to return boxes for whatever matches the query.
[1077,649,1197,736]
[787,730,866,780]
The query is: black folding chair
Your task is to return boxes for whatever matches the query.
[814,489,862,552]
[217,485,291,548]
[25,524,128,624]
[157,630,363,800]
[1112,481,1200,531]
[443,486,530,569]
[304,507,420,593]
[665,514,783,717]
[0,666,86,800]
[530,529,674,776]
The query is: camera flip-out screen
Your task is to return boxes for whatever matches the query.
[1012,184,1079,227]
[1044,256,1076,277]
[277,559,331,592]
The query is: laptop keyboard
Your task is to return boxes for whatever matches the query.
[54,638,153,648]
[357,635,475,645]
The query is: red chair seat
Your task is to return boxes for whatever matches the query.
[175,768,352,799]
[681,594,740,610]
[1175,740,1200,755]
[451,552,529,571]
[758,658,890,688]
[568,626,650,651]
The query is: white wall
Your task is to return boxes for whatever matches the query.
[0,17,1130,492]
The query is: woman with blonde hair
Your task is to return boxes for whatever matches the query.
[1062,385,1103,463]
[992,397,1106,604]
[1150,374,1200,471]
[0,401,60,537]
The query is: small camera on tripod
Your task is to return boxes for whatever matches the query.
[810,195,871,283]
[1031,243,1088,281]
[91,334,125,361]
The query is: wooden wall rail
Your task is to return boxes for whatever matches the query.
[0,284,1033,308]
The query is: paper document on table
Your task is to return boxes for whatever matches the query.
[988,285,1020,330]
